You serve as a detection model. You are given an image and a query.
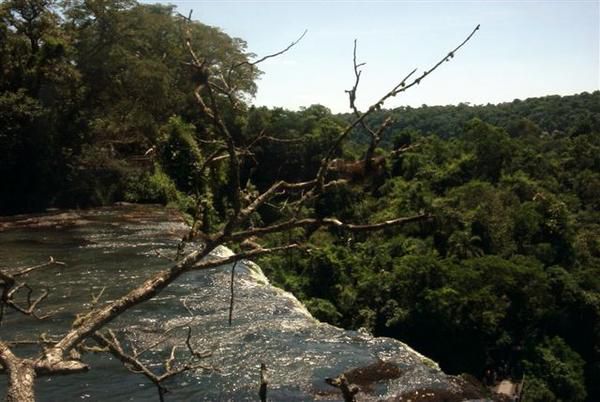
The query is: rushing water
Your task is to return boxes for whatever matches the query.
[0,205,489,401]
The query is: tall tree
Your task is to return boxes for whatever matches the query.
[0,16,480,400]
[0,0,81,213]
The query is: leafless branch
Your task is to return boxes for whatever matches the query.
[248,129,304,147]
[345,39,365,111]
[93,327,214,402]
[0,257,65,324]
[90,286,106,307]
[233,29,307,71]
[315,24,480,188]
[344,40,394,171]
[11,256,66,277]
[0,21,479,400]
[185,326,211,360]
[389,23,481,99]
[226,213,429,244]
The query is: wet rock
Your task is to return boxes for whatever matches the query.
[345,360,404,389]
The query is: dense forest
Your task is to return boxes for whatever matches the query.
[258,92,600,402]
[1,1,599,401]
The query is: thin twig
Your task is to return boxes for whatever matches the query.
[315,24,480,188]
[228,260,239,326]
[233,29,307,70]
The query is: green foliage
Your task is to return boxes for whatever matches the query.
[256,93,599,400]
[246,105,346,190]
[522,377,559,402]
[125,164,173,203]
[315,183,364,221]
[464,118,513,182]
[158,116,203,192]
[305,298,342,324]
[2,2,599,399]
[348,92,600,144]
[0,0,257,213]
[523,337,587,402]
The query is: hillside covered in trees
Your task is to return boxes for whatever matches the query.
[257,92,600,402]
[1,1,599,401]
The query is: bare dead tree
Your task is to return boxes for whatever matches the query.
[92,325,213,402]
[0,19,479,401]
[344,39,393,174]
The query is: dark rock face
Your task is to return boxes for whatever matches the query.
[319,360,496,401]
[345,360,404,389]
[383,375,493,402]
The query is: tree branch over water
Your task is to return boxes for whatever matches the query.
[0,9,480,399]
[0,257,65,324]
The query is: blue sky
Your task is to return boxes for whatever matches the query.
[142,0,599,112]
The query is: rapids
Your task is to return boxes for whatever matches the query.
[0,205,490,401]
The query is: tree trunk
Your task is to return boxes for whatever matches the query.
[6,360,35,402]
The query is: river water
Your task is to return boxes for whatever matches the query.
[0,205,489,401]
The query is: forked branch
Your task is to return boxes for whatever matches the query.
[0,20,479,402]
[93,326,213,402]
[0,257,65,324]
[316,24,480,187]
